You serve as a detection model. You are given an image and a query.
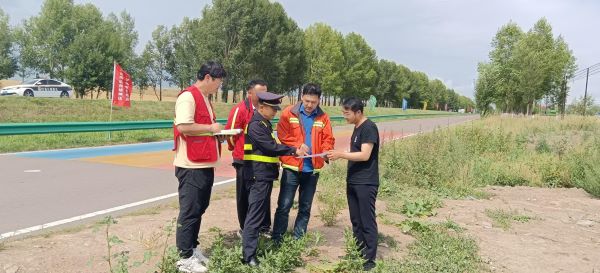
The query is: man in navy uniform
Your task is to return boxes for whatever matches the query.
[241,91,308,266]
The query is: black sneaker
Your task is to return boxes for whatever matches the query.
[259,228,272,239]
[363,260,376,271]
[242,257,260,267]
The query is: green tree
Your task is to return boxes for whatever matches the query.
[513,18,555,114]
[167,17,202,91]
[24,0,77,80]
[375,59,400,107]
[428,79,446,110]
[304,23,344,106]
[251,2,305,99]
[64,4,124,98]
[107,11,138,70]
[476,18,577,115]
[146,25,172,101]
[549,35,576,117]
[0,8,16,80]
[12,24,36,81]
[475,62,498,116]
[567,96,598,115]
[489,21,523,112]
[130,50,152,100]
[197,0,305,102]
[409,71,429,109]
[375,60,412,107]
[341,32,378,103]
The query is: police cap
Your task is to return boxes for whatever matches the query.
[257,91,284,110]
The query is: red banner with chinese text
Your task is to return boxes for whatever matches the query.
[112,63,133,107]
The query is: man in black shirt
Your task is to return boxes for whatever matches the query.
[327,97,379,271]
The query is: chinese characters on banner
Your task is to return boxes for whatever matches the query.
[112,63,133,107]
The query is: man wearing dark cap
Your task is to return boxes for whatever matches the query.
[241,91,307,266]
[225,80,272,238]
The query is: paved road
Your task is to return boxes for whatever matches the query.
[0,115,478,239]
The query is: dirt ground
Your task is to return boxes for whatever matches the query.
[1,185,599,273]
[434,186,600,273]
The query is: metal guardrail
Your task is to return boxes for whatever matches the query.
[0,113,458,136]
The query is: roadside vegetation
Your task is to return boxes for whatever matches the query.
[311,115,599,272]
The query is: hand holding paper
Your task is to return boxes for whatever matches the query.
[213,129,243,136]
[296,152,328,159]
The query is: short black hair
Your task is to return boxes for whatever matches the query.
[302,83,322,97]
[342,97,364,113]
[197,61,227,80]
[246,79,267,91]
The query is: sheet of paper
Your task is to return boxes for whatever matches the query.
[213,129,243,136]
[296,152,328,159]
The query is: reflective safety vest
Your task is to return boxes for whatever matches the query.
[242,110,296,181]
[243,132,280,163]
[172,85,220,163]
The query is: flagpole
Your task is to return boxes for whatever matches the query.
[109,61,116,140]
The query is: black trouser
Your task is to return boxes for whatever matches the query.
[175,167,214,259]
[242,178,273,262]
[347,183,378,262]
[234,162,271,231]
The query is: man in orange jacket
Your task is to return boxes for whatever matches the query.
[272,83,335,243]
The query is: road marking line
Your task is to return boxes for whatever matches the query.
[0,178,235,240]
[1,116,479,240]
[0,141,172,156]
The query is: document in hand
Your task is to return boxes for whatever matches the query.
[296,152,328,159]
[214,129,243,136]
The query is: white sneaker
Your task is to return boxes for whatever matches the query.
[193,248,209,265]
[176,256,207,273]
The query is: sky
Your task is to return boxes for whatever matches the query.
[1,0,598,101]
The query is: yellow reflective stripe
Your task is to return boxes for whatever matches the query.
[244,144,253,150]
[230,107,239,129]
[188,133,213,136]
[313,122,324,128]
[282,164,299,171]
[289,117,299,124]
[243,154,280,163]
[244,124,248,134]
[313,168,322,173]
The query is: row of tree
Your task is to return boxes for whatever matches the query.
[0,0,474,110]
[475,18,577,116]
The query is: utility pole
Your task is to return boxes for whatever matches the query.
[561,75,567,119]
[583,68,590,116]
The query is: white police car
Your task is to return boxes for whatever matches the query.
[0,79,73,98]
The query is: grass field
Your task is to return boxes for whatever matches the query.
[307,115,600,272]
[0,96,454,153]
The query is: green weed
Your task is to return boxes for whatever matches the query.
[485,209,534,230]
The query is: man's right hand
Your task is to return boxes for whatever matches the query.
[299,144,310,154]
[295,148,307,157]
[210,123,222,134]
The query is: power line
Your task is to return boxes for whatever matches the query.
[572,66,600,81]
[572,62,600,78]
